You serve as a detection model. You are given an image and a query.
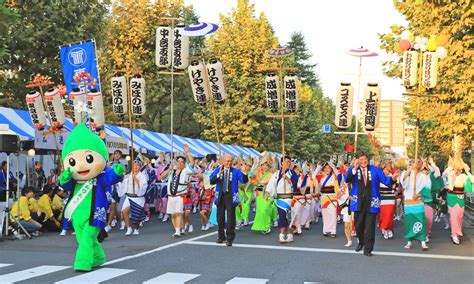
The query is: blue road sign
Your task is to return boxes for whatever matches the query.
[321,124,331,133]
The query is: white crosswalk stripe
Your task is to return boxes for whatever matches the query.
[226,277,269,284]
[55,268,134,284]
[0,265,70,283]
[143,272,201,283]
[0,266,311,284]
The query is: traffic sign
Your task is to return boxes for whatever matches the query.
[321,124,331,133]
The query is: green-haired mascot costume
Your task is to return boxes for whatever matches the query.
[59,123,124,271]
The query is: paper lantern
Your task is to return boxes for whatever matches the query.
[284,73,298,112]
[363,83,381,131]
[422,51,438,89]
[25,90,47,130]
[335,82,354,129]
[402,51,418,88]
[173,25,190,70]
[188,60,210,105]
[206,59,227,103]
[111,74,128,115]
[130,75,146,116]
[86,89,105,129]
[70,88,86,125]
[44,87,66,129]
[265,72,280,113]
[156,26,172,68]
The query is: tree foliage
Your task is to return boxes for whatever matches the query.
[286,31,319,89]
[100,0,204,137]
[196,0,278,149]
[0,0,18,63]
[0,0,379,161]
[0,0,109,108]
[379,0,473,158]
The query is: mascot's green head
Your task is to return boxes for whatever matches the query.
[62,123,108,181]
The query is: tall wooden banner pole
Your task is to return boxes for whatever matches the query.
[199,48,222,161]
[279,61,285,158]
[353,57,362,154]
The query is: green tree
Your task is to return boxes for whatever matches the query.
[0,1,18,63]
[286,31,319,88]
[0,0,109,108]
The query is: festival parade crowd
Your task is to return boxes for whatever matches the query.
[2,146,473,256]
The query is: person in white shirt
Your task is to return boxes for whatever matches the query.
[265,156,298,244]
[160,145,196,237]
[117,159,148,236]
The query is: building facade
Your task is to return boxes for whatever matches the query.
[359,100,412,149]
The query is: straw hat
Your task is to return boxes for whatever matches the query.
[453,156,465,170]
[259,151,271,166]
[245,156,253,166]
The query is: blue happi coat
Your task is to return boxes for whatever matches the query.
[345,165,392,214]
[210,166,248,206]
[61,167,123,229]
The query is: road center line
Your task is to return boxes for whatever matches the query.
[184,240,474,261]
[103,231,218,266]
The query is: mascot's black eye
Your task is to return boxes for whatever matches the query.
[69,158,76,167]
[86,155,94,164]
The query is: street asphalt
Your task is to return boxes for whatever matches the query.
[0,210,472,283]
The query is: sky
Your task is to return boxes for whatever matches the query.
[184,0,408,103]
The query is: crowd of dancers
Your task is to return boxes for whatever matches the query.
[97,147,473,251]
[10,146,472,252]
